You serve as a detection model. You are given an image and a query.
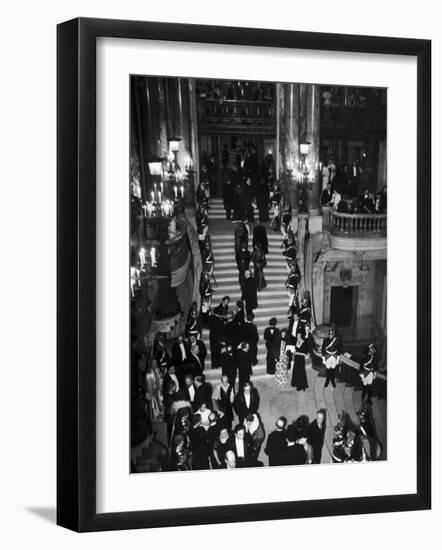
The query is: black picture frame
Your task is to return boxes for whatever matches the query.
[57,17,431,532]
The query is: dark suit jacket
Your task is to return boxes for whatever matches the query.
[234,388,260,421]
[224,320,238,347]
[172,341,191,366]
[189,426,210,468]
[252,225,268,254]
[228,433,254,467]
[282,443,307,465]
[191,339,207,371]
[242,277,258,310]
[264,430,287,466]
[163,373,180,395]
[180,384,196,404]
[307,420,325,450]
[235,348,252,386]
[241,322,259,363]
[286,319,304,344]
[193,382,213,411]
[236,249,251,273]
[320,188,334,205]
[220,351,237,383]
[264,327,281,357]
[234,309,245,329]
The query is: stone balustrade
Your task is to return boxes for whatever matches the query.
[327,209,387,236]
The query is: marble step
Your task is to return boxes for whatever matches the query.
[212,267,287,277]
[214,253,286,261]
[210,287,286,295]
[208,296,288,306]
[214,274,287,283]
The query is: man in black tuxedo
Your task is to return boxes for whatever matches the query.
[264,317,281,375]
[189,414,211,470]
[307,410,326,464]
[320,182,334,206]
[220,344,237,388]
[222,169,234,220]
[252,221,268,254]
[242,270,258,316]
[264,417,288,466]
[209,311,225,369]
[234,300,245,330]
[286,311,304,367]
[178,374,196,409]
[223,311,237,348]
[235,342,253,389]
[163,364,180,396]
[213,296,230,320]
[171,335,190,367]
[236,245,251,292]
[241,313,259,366]
[193,374,213,411]
[189,334,207,373]
[234,381,260,423]
[282,425,307,465]
[228,424,254,468]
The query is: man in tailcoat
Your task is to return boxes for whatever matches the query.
[242,270,258,316]
[252,221,269,254]
[234,381,260,424]
[264,417,288,466]
[228,424,254,468]
[241,313,259,366]
[263,317,281,375]
[193,374,213,411]
[220,344,237,388]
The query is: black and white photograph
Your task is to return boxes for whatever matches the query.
[130,76,387,473]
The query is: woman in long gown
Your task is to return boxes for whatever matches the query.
[275,329,289,388]
[251,243,267,291]
[291,333,309,391]
[233,182,246,221]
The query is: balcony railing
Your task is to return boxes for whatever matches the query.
[327,209,387,236]
[197,99,276,134]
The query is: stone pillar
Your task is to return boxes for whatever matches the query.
[188,78,200,203]
[300,84,321,214]
[279,83,301,212]
[144,77,168,160]
[165,77,195,206]
[165,78,192,167]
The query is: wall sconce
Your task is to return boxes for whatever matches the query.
[147,157,164,176]
[300,142,311,157]
[168,137,181,153]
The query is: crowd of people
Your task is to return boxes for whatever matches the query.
[133,150,382,473]
[320,158,387,214]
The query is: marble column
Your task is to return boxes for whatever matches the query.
[188,78,200,200]
[279,83,301,212]
[144,77,168,160]
[300,83,321,214]
[164,77,195,206]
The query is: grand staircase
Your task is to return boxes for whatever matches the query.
[202,197,288,382]
[198,197,387,461]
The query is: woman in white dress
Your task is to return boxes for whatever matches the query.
[275,329,289,388]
